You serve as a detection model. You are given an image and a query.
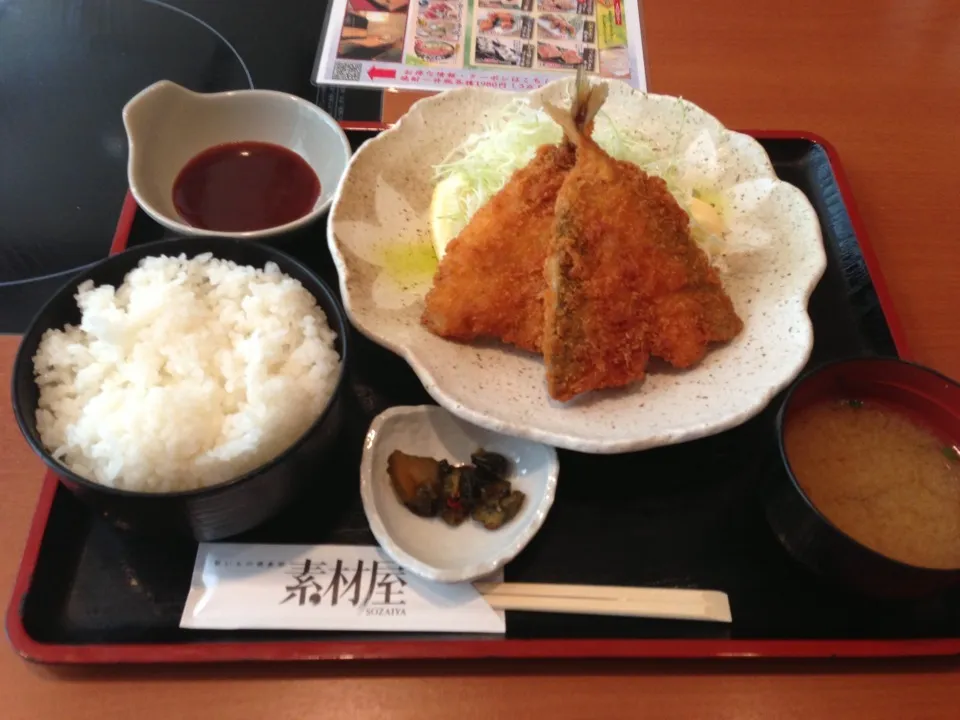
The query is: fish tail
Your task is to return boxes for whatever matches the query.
[542,67,608,146]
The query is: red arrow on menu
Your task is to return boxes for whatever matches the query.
[367,66,397,80]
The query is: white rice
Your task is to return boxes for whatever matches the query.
[32,253,341,493]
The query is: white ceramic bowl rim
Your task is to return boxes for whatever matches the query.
[359,405,559,583]
[123,80,351,239]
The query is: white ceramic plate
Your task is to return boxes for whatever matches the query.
[360,405,558,583]
[329,78,826,453]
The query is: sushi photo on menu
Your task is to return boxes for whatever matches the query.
[531,0,597,72]
[473,36,535,67]
[478,0,534,11]
[471,2,535,68]
[416,2,462,44]
[535,41,596,71]
[404,0,467,66]
[537,0,581,12]
[476,9,534,40]
[536,13,595,43]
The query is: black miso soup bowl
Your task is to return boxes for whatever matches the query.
[12,236,349,541]
[765,357,960,599]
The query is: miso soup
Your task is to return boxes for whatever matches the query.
[784,399,960,569]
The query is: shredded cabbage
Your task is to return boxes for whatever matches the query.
[432,98,726,261]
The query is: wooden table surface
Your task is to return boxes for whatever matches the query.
[3,1,960,717]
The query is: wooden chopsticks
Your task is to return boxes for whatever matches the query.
[473,582,732,623]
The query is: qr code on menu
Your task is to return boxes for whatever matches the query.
[332,62,362,82]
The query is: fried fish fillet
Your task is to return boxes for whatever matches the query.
[542,85,743,402]
[421,142,575,353]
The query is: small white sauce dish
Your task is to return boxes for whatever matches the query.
[360,405,559,583]
[122,80,351,239]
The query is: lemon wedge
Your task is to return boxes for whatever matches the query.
[429,175,469,261]
[689,197,724,236]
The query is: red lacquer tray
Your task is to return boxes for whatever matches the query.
[9,129,958,665]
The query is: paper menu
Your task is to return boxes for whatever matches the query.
[180,544,506,633]
[313,0,646,92]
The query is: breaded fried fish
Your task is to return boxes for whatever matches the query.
[420,142,576,353]
[542,75,743,402]
[420,142,574,353]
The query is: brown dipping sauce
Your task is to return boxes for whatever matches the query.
[172,141,320,232]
